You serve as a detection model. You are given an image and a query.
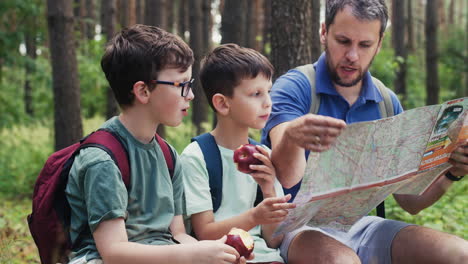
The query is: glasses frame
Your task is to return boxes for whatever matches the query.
[151,78,195,97]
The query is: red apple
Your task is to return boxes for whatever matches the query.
[233,144,262,174]
[225,227,255,258]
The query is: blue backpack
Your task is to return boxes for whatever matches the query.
[191,133,263,212]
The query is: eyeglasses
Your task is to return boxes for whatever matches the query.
[151,78,195,97]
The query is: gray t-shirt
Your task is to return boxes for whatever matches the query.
[65,117,184,261]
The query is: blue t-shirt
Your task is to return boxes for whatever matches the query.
[261,53,403,200]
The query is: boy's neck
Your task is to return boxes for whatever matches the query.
[119,110,158,144]
[211,117,250,150]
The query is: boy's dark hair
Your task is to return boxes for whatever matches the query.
[200,43,274,111]
[326,0,388,38]
[101,24,194,107]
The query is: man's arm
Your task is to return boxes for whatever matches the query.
[270,114,347,188]
[394,144,467,214]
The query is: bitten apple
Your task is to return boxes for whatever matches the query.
[233,144,262,174]
[225,227,255,258]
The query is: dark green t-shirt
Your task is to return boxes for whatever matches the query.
[65,117,184,261]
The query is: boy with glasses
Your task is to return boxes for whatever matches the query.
[65,25,245,264]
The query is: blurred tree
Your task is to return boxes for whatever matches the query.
[406,0,414,52]
[221,0,246,45]
[262,0,271,57]
[190,0,208,134]
[85,0,96,40]
[203,0,212,51]
[120,0,137,28]
[311,0,321,62]
[178,0,189,40]
[47,0,83,149]
[136,0,145,24]
[24,21,37,116]
[392,0,407,101]
[425,0,439,105]
[101,0,120,119]
[270,0,314,80]
[145,0,167,30]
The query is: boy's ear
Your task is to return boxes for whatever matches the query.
[212,93,230,115]
[133,81,150,104]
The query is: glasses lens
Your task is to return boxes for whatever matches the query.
[182,79,194,97]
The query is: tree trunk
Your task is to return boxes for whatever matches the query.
[311,0,321,62]
[24,26,37,116]
[85,0,96,39]
[254,0,265,51]
[220,0,247,45]
[74,0,87,38]
[145,0,167,29]
[47,0,83,150]
[245,0,256,48]
[120,0,137,28]
[136,0,145,24]
[437,0,445,31]
[392,0,407,100]
[190,0,208,134]
[178,0,189,39]
[101,0,120,119]
[263,0,271,57]
[406,0,414,51]
[202,0,213,51]
[425,0,439,105]
[270,0,314,80]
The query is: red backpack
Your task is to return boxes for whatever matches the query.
[27,129,175,264]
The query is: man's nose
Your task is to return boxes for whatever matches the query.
[346,47,358,62]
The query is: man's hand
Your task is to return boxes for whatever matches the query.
[285,114,346,152]
[448,142,468,177]
[251,194,295,225]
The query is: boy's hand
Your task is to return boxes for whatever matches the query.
[193,236,242,264]
[251,194,296,225]
[249,146,277,195]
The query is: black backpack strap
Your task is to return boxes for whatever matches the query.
[191,133,223,212]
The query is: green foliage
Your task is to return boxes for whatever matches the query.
[386,180,468,239]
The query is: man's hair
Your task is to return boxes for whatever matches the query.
[101,24,194,107]
[325,0,388,38]
[200,43,274,111]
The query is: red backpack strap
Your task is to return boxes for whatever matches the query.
[80,129,130,187]
[155,134,175,178]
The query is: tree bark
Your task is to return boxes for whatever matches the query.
[101,0,120,119]
[202,0,213,51]
[425,0,439,105]
[190,0,208,134]
[24,26,37,116]
[47,0,83,150]
[178,0,189,39]
[270,0,314,80]
[85,0,96,39]
[262,0,271,57]
[136,0,145,24]
[220,0,246,45]
[406,0,414,51]
[245,0,256,48]
[145,0,167,29]
[311,0,321,62]
[392,0,407,99]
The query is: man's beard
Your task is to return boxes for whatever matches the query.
[325,45,375,87]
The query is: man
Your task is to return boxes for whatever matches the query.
[261,0,468,263]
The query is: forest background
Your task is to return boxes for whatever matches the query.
[0,0,466,263]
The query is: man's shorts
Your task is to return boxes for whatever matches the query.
[68,257,103,264]
[279,216,411,264]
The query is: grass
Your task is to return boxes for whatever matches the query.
[0,117,466,263]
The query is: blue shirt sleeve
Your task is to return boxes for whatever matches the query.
[261,69,312,147]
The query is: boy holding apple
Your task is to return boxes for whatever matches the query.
[181,44,295,264]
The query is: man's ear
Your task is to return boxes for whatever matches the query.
[320,22,327,45]
[212,93,230,115]
[133,81,150,104]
